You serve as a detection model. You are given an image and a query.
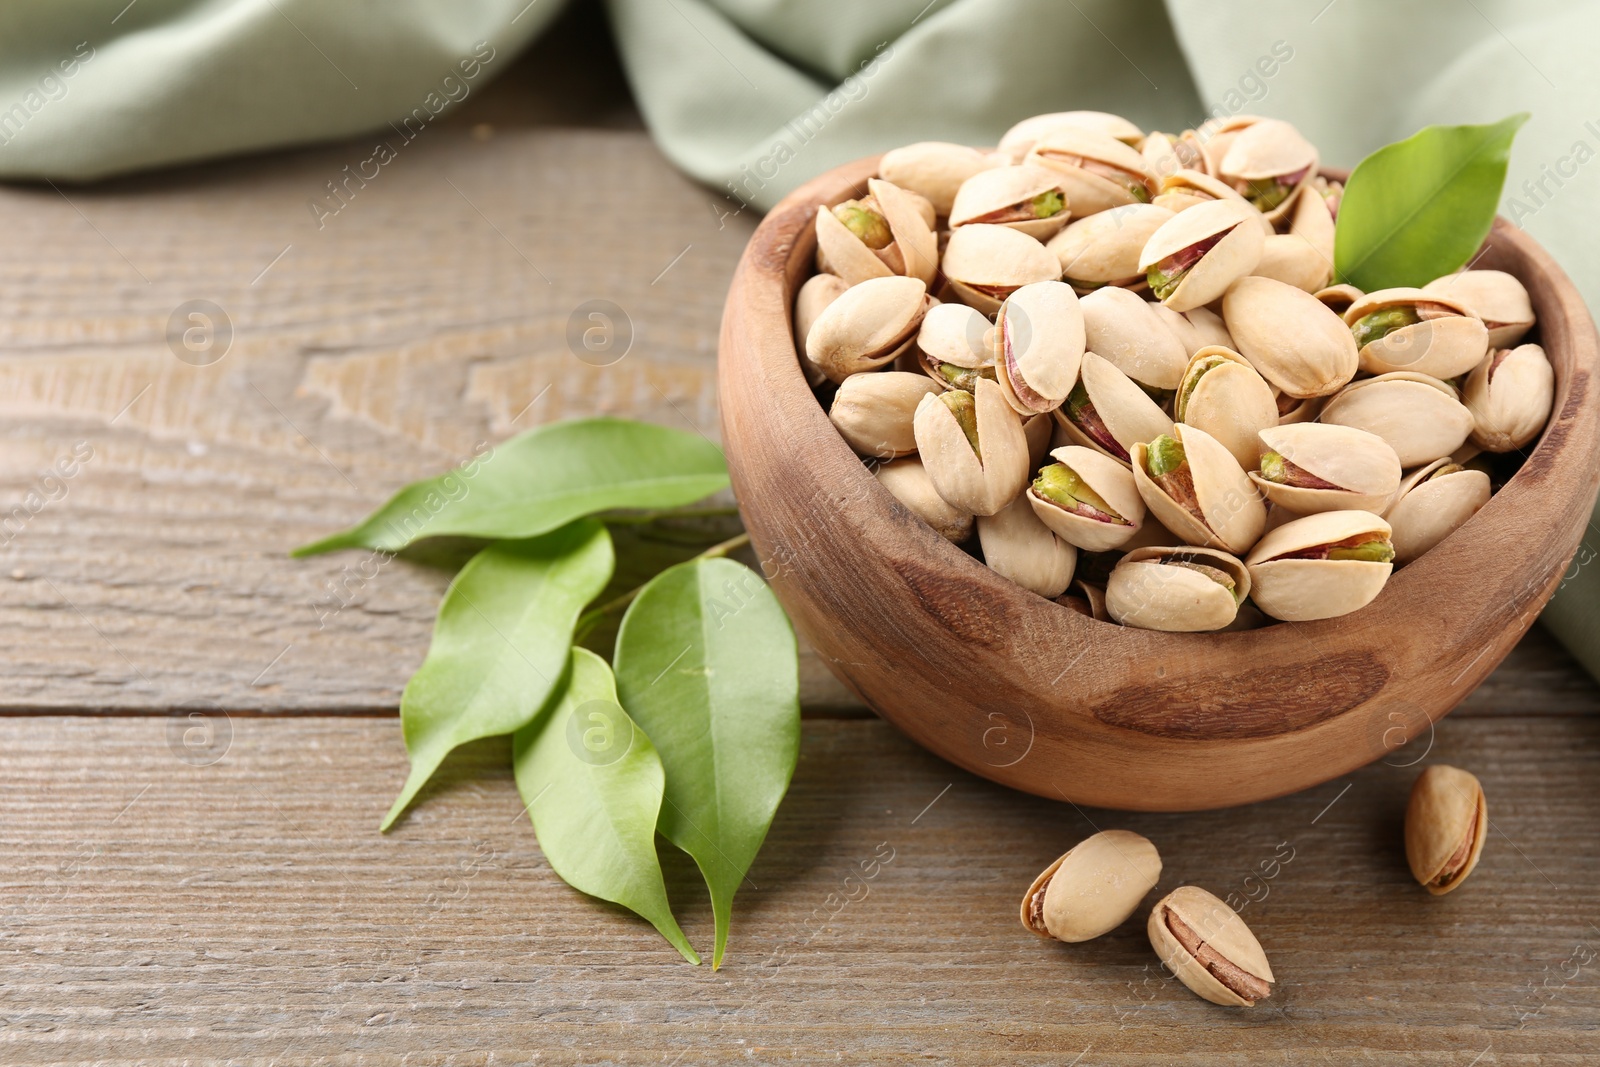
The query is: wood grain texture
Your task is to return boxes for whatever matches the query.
[719,156,1600,810]
[1,713,1596,1065]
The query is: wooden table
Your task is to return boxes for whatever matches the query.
[2,12,1596,1064]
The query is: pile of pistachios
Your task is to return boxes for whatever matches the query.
[1022,763,1487,1007]
[799,111,1556,630]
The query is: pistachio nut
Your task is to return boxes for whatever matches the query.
[1132,425,1266,554]
[874,457,973,543]
[1046,203,1175,293]
[878,141,996,217]
[829,371,941,459]
[1423,269,1535,348]
[1140,197,1266,312]
[1251,423,1402,514]
[1056,578,1110,621]
[1026,127,1156,217]
[1148,886,1275,1007]
[1149,169,1272,235]
[816,178,939,287]
[1244,509,1394,621]
[1344,288,1489,380]
[1081,286,1190,393]
[1153,305,1235,360]
[1001,110,1146,158]
[1252,234,1331,293]
[1140,129,1209,182]
[1405,764,1487,896]
[1320,372,1474,468]
[1174,347,1278,470]
[1222,276,1360,397]
[941,223,1063,315]
[1383,458,1492,563]
[793,272,849,385]
[1314,283,1364,317]
[1053,351,1175,465]
[806,275,933,384]
[978,491,1078,598]
[915,301,996,391]
[912,376,1031,516]
[1022,830,1162,943]
[1218,118,1318,224]
[993,281,1086,416]
[950,164,1072,240]
[1029,445,1147,552]
[1464,342,1555,452]
[1106,545,1250,632]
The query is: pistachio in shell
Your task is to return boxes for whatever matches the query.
[1154,304,1235,360]
[978,491,1077,598]
[1132,425,1266,555]
[915,301,996,392]
[1383,459,1491,563]
[806,275,932,384]
[950,164,1071,240]
[1464,342,1555,452]
[816,178,939,287]
[912,376,1030,516]
[1028,445,1146,552]
[1320,372,1474,469]
[1052,351,1174,465]
[1404,764,1487,896]
[1252,233,1331,293]
[993,281,1086,416]
[794,272,849,385]
[1244,509,1394,622]
[1148,886,1275,1007]
[1251,423,1402,514]
[1022,830,1162,943]
[1344,288,1489,380]
[1218,118,1318,224]
[829,371,940,459]
[942,223,1062,315]
[1002,110,1146,158]
[875,457,973,543]
[1423,269,1535,348]
[1106,545,1250,632]
[1080,285,1190,393]
[1174,347,1278,470]
[1139,197,1266,312]
[878,141,995,217]
[1026,127,1156,217]
[1046,203,1174,293]
[1222,276,1359,397]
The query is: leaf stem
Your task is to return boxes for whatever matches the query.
[575,532,751,640]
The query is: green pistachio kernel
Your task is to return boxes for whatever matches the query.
[1176,355,1231,421]
[1033,463,1122,520]
[1258,451,1289,484]
[1145,434,1187,478]
[1066,381,1093,420]
[833,203,892,250]
[1148,264,1182,301]
[1328,539,1396,563]
[1242,177,1293,212]
[1351,306,1422,349]
[941,389,981,458]
[1031,190,1066,219]
[1427,463,1465,481]
[937,363,994,391]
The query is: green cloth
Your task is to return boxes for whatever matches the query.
[3,0,1599,675]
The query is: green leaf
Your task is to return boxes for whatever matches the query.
[613,558,800,968]
[294,418,728,556]
[1334,114,1528,292]
[381,520,614,831]
[512,647,699,964]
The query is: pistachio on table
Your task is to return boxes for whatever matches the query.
[1405,764,1487,895]
[1022,830,1162,943]
[1148,886,1275,1007]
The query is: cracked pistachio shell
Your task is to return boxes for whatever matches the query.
[950,165,1071,240]
[869,177,939,286]
[875,457,973,543]
[1252,233,1331,293]
[1140,198,1266,312]
[806,275,932,384]
[878,141,995,217]
[1423,270,1535,348]
[994,281,1086,416]
[815,179,938,287]
[1251,423,1402,514]
[1314,283,1364,317]
[1001,111,1145,157]
[1132,424,1266,554]
[1405,765,1487,895]
[916,301,994,386]
[1219,118,1318,224]
[1029,445,1146,552]
[1154,305,1235,359]
[942,224,1062,316]
[1321,373,1473,468]
[1053,351,1175,464]
[1223,276,1359,398]
[1022,830,1162,943]
[1106,545,1249,632]
[1465,343,1555,452]
[1149,886,1275,1008]
[1245,509,1393,621]
[978,491,1077,598]
[1080,286,1189,391]
[1151,169,1274,235]
[1026,127,1156,217]
[794,273,849,385]
[829,371,941,459]
[1383,458,1491,563]
[1047,203,1174,292]
[913,376,1030,516]
[1345,288,1489,380]
[1175,347,1278,469]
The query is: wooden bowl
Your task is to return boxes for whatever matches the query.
[718,155,1600,811]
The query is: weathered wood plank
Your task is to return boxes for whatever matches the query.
[0,713,1594,1064]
